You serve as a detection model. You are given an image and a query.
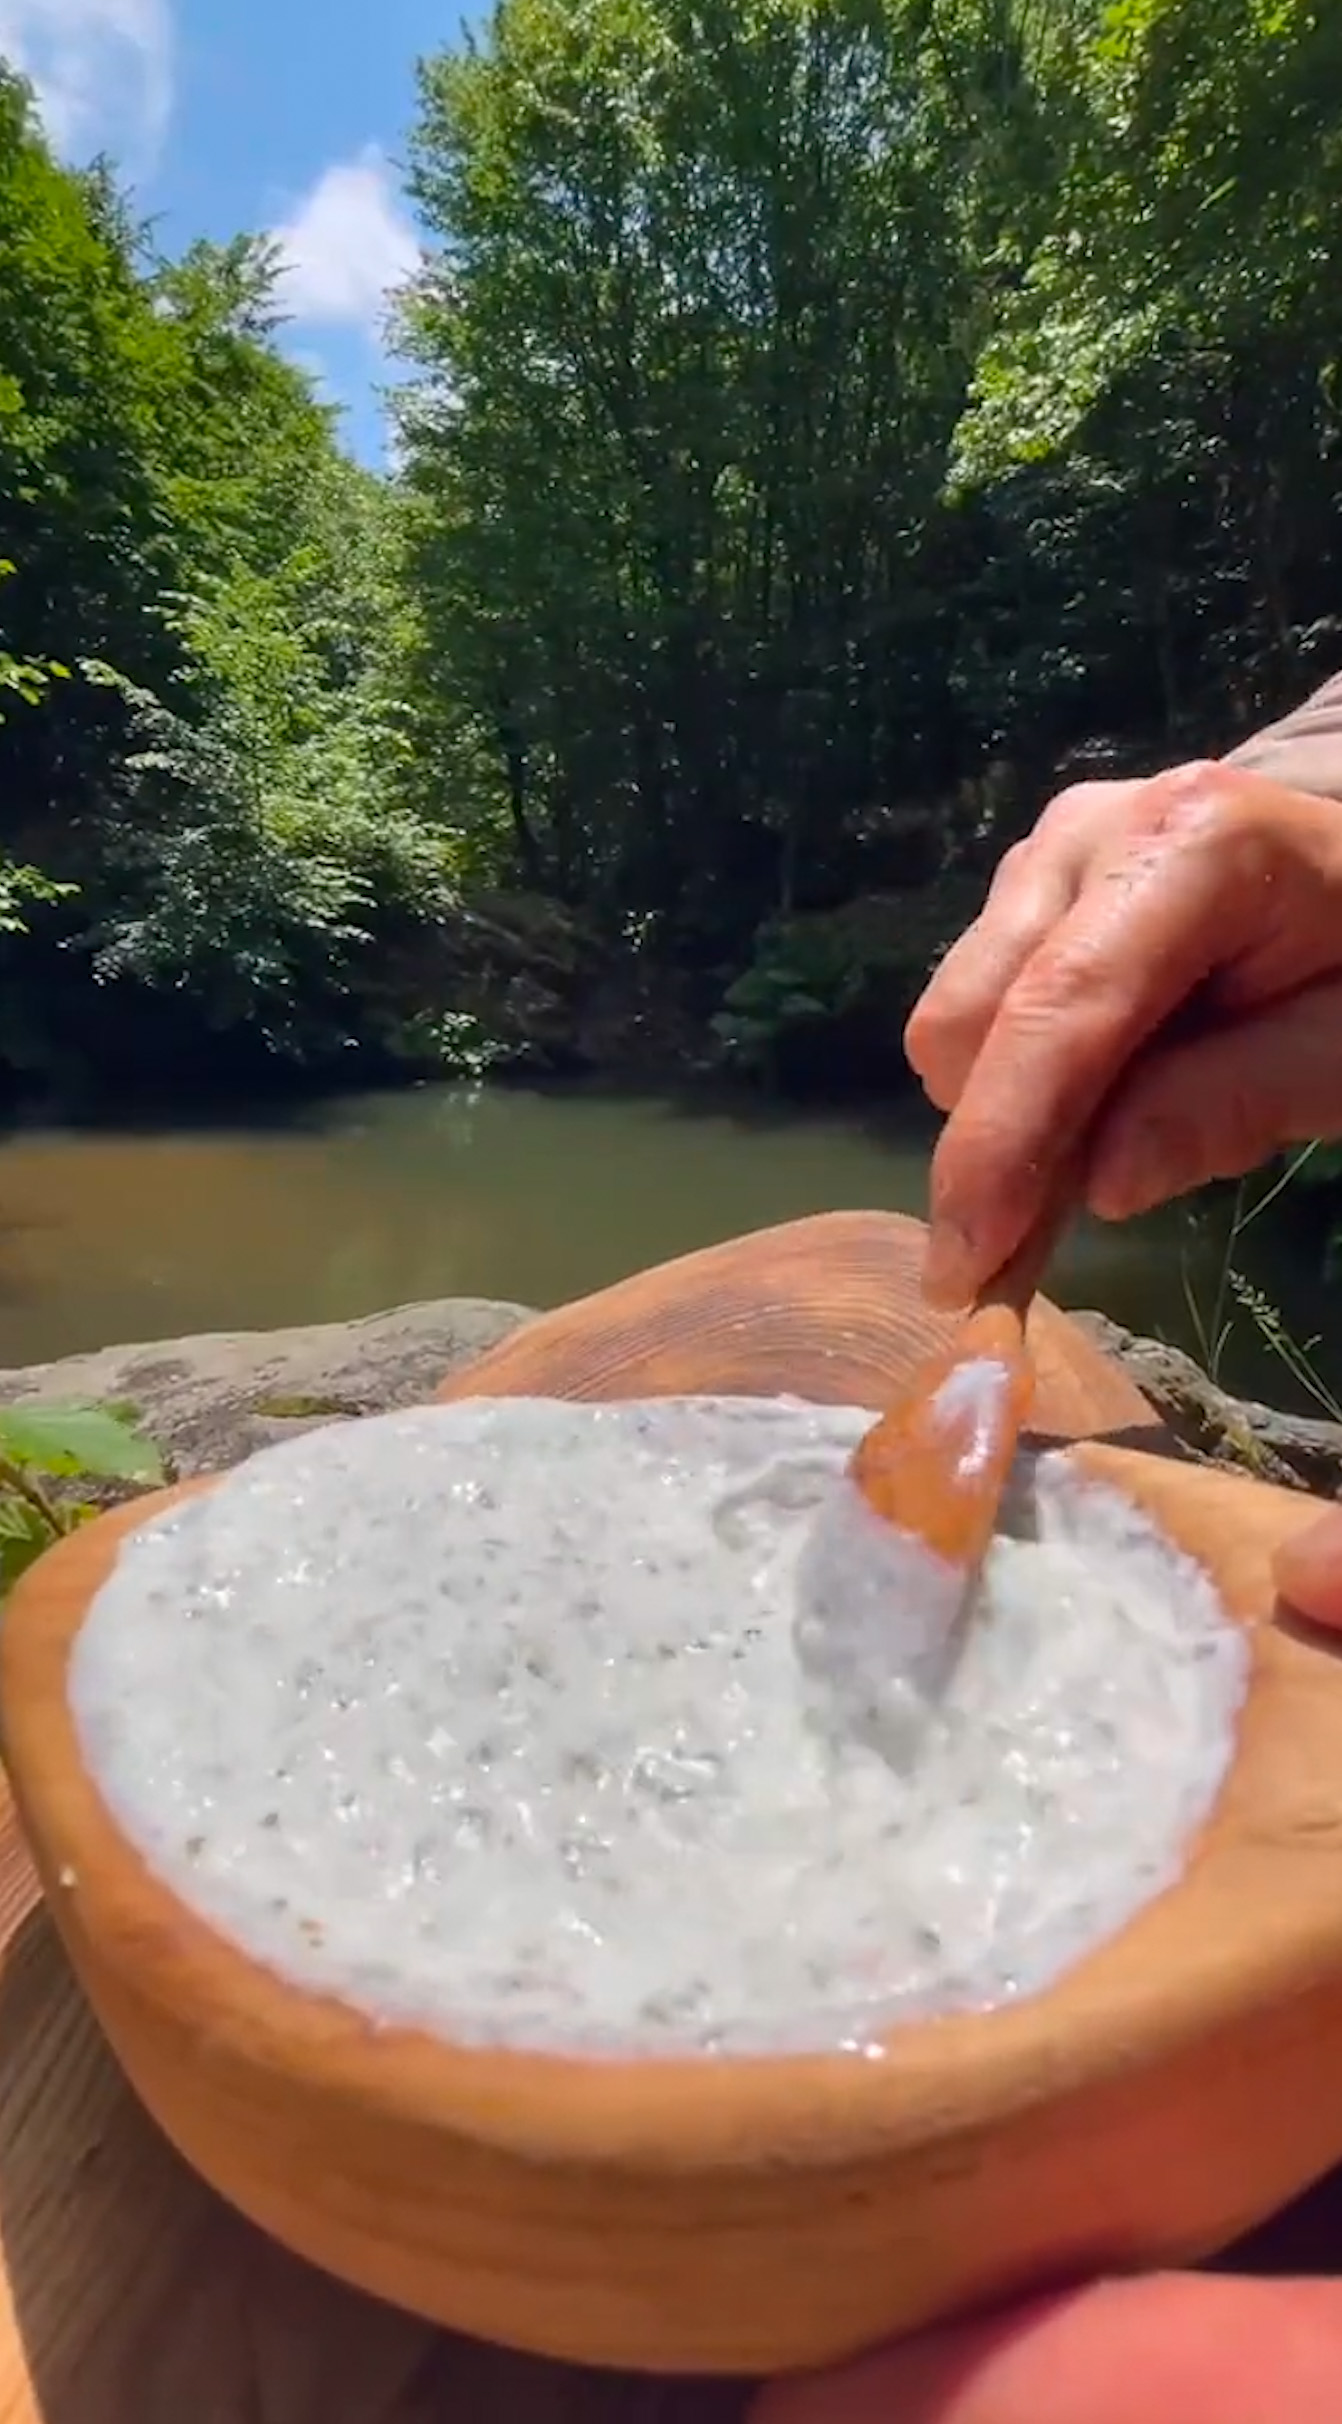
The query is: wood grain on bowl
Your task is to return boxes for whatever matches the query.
[2,1209,1342,2403]
[0,1768,747,2424]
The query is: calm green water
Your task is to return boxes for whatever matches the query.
[0,1080,1331,1407]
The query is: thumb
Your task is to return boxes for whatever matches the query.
[751,2273,1342,2424]
[1273,1504,1342,1629]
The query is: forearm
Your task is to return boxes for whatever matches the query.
[1223,666,1342,801]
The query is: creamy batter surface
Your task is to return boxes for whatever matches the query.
[69,1396,1248,2056]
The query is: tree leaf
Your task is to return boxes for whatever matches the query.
[0,1503,59,1593]
[0,1403,165,1483]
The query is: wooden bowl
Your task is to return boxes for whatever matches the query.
[5,1208,1342,2381]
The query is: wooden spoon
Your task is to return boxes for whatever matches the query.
[845,1180,1074,1660]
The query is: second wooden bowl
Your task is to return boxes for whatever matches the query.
[4,1211,1342,2377]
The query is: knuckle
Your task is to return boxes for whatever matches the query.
[1048,778,1114,817]
[1140,758,1238,832]
[903,996,964,1102]
[902,987,935,1049]
[984,834,1058,911]
[1154,756,1223,797]
[909,917,984,1020]
[1035,778,1115,837]
[990,836,1035,888]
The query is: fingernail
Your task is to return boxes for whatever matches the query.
[922,1221,977,1309]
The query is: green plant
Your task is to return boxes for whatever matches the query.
[387,1005,511,1079]
[0,1400,165,1595]
[0,853,75,936]
[712,921,868,1075]
[1179,1145,1342,1422]
[0,559,71,722]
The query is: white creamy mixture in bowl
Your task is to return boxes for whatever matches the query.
[68,1396,1249,2058]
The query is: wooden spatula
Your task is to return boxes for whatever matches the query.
[794,1201,1075,1769]
[849,1185,1072,1582]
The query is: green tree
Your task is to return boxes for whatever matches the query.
[399,0,988,947]
[2,0,1341,1109]
[0,66,471,1087]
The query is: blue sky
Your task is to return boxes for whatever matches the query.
[0,0,482,462]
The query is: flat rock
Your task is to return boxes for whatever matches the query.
[0,1298,537,1488]
[6,1292,1337,1515]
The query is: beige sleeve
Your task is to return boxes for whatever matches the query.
[1224,666,1342,801]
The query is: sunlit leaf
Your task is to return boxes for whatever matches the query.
[0,1404,165,1484]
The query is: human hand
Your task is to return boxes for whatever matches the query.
[751,2272,1342,2424]
[906,761,1342,1311]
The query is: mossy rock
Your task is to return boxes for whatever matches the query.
[0,1300,537,1483]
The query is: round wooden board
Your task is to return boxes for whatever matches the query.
[1,1208,1340,2418]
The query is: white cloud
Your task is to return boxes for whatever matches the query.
[0,0,172,174]
[273,147,420,335]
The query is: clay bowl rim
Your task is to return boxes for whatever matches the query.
[1,1439,1335,2182]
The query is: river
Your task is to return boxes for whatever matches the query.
[0,1080,1333,1409]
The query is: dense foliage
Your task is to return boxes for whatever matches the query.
[0,66,472,1091]
[396,0,1342,964]
[1,1,1340,1096]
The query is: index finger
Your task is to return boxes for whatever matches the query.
[906,840,1081,1112]
[924,797,1260,1303]
[906,782,1129,1112]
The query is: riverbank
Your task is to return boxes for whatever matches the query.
[4,1295,1338,1504]
[0,872,982,1114]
